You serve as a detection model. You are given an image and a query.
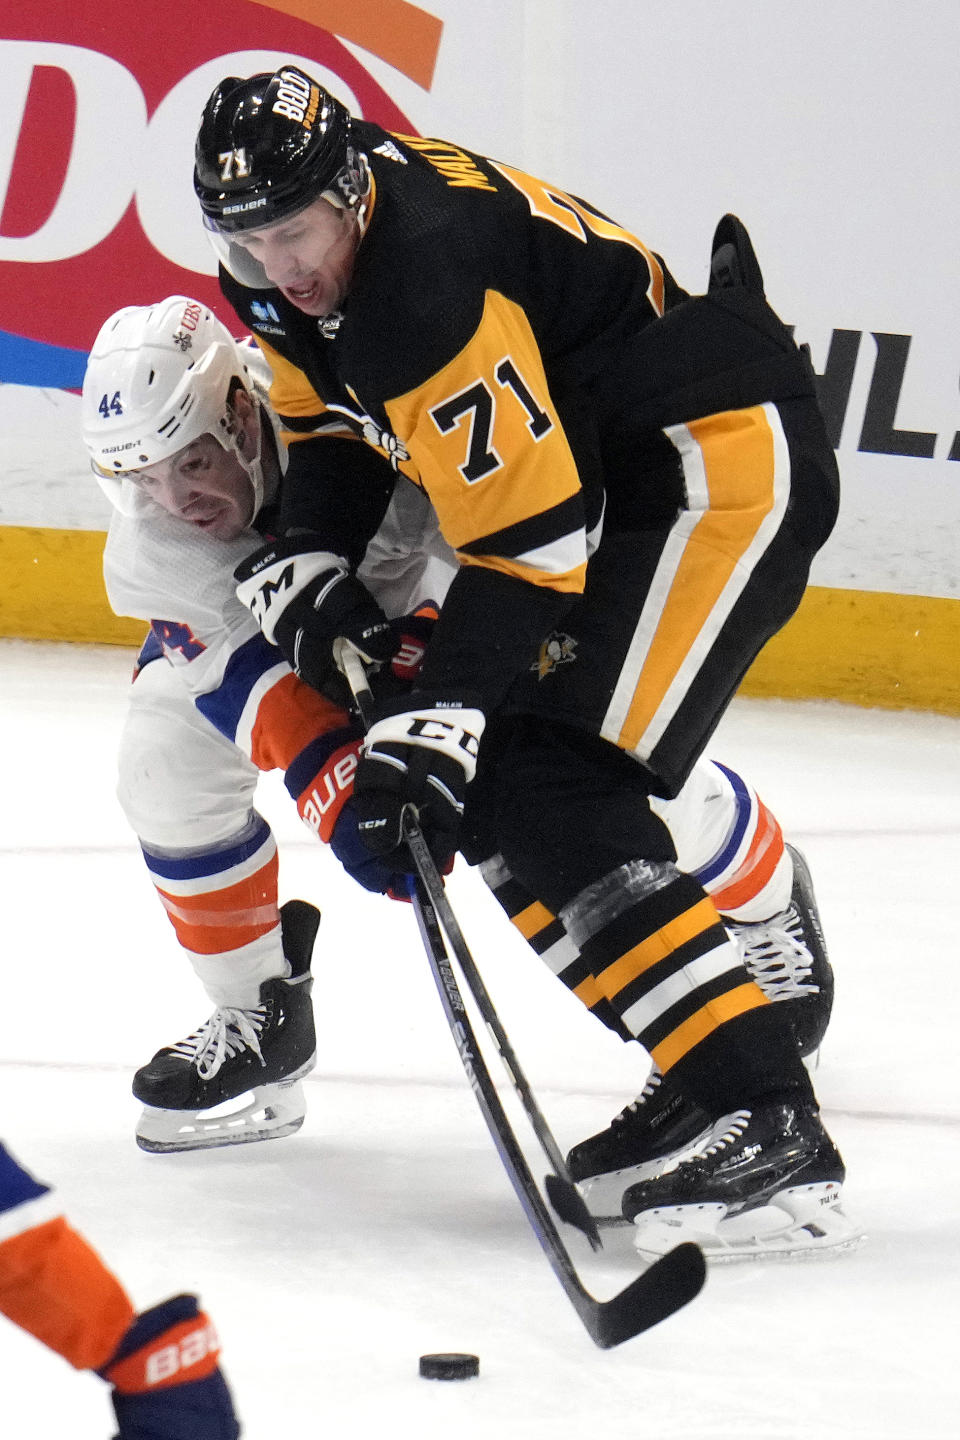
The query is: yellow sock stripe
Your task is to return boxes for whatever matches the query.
[510,899,556,941]
[594,896,720,1002]
[650,981,769,1074]
[572,975,607,1007]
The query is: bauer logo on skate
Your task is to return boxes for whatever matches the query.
[0,2,442,386]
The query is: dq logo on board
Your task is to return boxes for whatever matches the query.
[0,0,443,387]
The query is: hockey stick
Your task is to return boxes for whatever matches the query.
[401,814,601,1249]
[337,646,707,1346]
[335,643,597,1242]
[404,833,705,1346]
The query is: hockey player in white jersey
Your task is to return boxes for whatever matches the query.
[82,296,452,1154]
[81,298,839,1257]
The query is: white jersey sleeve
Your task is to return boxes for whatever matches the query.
[103,479,457,771]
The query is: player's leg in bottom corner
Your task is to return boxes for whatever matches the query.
[0,1145,241,1438]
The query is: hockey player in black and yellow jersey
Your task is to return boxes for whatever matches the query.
[194,66,857,1260]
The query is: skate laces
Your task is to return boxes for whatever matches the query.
[731,904,818,1001]
[687,1109,752,1161]
[170,1006,268,1079]
[613,1069,664,1128]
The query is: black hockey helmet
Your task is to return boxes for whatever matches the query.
[194,65,366,236]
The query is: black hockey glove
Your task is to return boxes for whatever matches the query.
[353,692,486,871]
[234,537,396,690]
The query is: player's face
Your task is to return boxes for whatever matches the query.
[232,197,359,315]
[131,435,255,540]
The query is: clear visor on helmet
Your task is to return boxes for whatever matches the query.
[202,195,313,289]
[203,152,370,289]
[89,460,166,519]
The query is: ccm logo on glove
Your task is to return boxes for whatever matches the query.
[405,715,481,757]
[235,542,346,641]
[236,537,397,689]
[353,698,486,866]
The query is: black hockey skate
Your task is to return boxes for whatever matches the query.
[134,900,319,1153]
[565,1070,712,1223]
[727,844,834,1059]
[622,1097,862,1261]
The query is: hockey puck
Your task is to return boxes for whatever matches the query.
[418,1353,480,1381]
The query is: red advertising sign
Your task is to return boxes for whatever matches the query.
[0,0,442,386]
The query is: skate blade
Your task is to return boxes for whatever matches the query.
[631,1182,866,1263]
[136,1078,308,1154]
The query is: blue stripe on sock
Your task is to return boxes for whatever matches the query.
[694,762,753,886]
[141,814,273,882]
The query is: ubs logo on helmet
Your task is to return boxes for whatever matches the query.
[272,69,320,129]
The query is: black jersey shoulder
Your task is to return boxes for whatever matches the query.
[348,124,682,401]
[339,121,517,400]
[220,123,683,428]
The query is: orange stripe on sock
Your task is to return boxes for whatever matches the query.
[0,1218,134,1371]
[710,798,784,912]
[596,896,720,1002]
[511,900,555,940]
[572,974,606,1008]
[651,981,769,1074]
[156,854,280,954]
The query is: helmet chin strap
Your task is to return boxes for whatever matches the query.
[232,425,266,520]
[216,387,279,522]
[232,400,282,521]
[322,150,372,239]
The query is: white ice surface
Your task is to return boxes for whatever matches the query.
[0,638,958,1438]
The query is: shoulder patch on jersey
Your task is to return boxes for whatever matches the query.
[373,140,407,164]
[249,299,286,338]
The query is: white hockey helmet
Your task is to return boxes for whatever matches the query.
[81,296,267,515]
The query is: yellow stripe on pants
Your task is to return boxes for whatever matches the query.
[602,404,788,759]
